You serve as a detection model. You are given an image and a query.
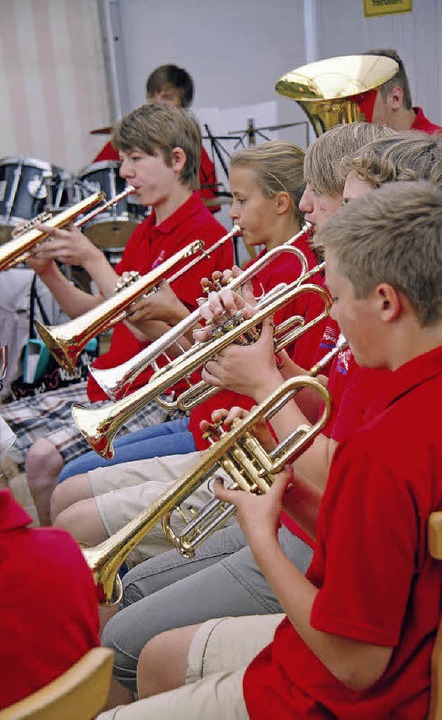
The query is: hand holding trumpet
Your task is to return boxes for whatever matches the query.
[29,222,102,270]
[201,316,284,398]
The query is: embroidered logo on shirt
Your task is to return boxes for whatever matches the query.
[151,249,167,269]
[319,324,340,350]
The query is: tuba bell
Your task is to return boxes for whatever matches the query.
[275,54,399,136]
[82,369,335,605]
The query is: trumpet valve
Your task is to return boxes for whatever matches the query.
[114,271,141,293]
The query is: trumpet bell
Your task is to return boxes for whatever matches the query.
[275,54,399,136]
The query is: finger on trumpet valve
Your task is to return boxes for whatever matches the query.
[201,419,225,442]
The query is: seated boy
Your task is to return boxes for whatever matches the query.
[98,180,442,719]
[1,103,232,524]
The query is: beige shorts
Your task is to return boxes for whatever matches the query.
[97,614,284,720]
[89,452,230,567]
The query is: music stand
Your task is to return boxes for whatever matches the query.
[228,118,310,148]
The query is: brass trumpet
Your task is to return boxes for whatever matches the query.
[0,185,136,272]
[36,225,241,374]
[72,273,330,459]
[83,373,332,605]
[90,223,313,400]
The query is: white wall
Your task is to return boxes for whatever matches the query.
[109,0,442,129]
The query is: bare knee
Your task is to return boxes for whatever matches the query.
[53,497,108,546]
[137,624,201,699]
[50,473,92,521]
[26,438,63,490]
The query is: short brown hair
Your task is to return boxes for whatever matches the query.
[365,49,413,110]
[230,140,305,227]
[112,103,201,190]
[317,181,442,326]
[303,122,395,197]
[145,64,194,109]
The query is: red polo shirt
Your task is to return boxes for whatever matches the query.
[243,345,442,720]
[411,106,442,134]
[87,193,232,401]
[0,490,99,709]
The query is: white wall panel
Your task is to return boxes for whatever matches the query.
[111,0,442,134]
[0,0,111,175]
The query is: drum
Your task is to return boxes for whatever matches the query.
[76,161,146,248]
[0,157,72,244]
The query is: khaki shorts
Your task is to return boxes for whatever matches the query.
[97,614,284,720]
[89,452,230,567]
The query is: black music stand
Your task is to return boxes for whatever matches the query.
[228,118,310,148]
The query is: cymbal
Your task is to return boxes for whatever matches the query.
[90,126,113,136]
[275,54,398,102]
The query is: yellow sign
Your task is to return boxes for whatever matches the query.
[364,0,412,17]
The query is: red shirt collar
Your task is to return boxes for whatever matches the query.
[147,192,205,236]
[367,345,442,419]
[411,107,442,134]
[0,489,32,531]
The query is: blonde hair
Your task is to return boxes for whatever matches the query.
[317,181,442,326]
[304,122,396,197]
[230,140,305,226]
[341,132,442,189]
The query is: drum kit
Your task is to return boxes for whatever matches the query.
[0,139,147,264]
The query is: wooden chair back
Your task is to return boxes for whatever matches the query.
[427,511,442,720]
[0,647,113,720]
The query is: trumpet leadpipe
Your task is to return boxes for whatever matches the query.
[75,185,136,228]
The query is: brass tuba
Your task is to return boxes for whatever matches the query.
[71,270,329,459]
[83,371,333,605]
[90,223,313,401]
[275,54,399,136]
[35,225,241,374]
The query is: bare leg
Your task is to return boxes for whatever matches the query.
[26,438,64,526]
[137,624,201,699]
[53,497,108,546]
[50,472,93,522]
[105,677,134,710]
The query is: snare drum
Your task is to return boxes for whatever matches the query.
[76,161,146,248]
[0,157,72,244]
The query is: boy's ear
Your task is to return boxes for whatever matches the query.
[376,283,402,322]
[275,191,291,215]
[388,85,404,111]
[171,147,187,172]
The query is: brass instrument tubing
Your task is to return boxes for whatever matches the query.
[71,281,330,459]
[90,223,313,399]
